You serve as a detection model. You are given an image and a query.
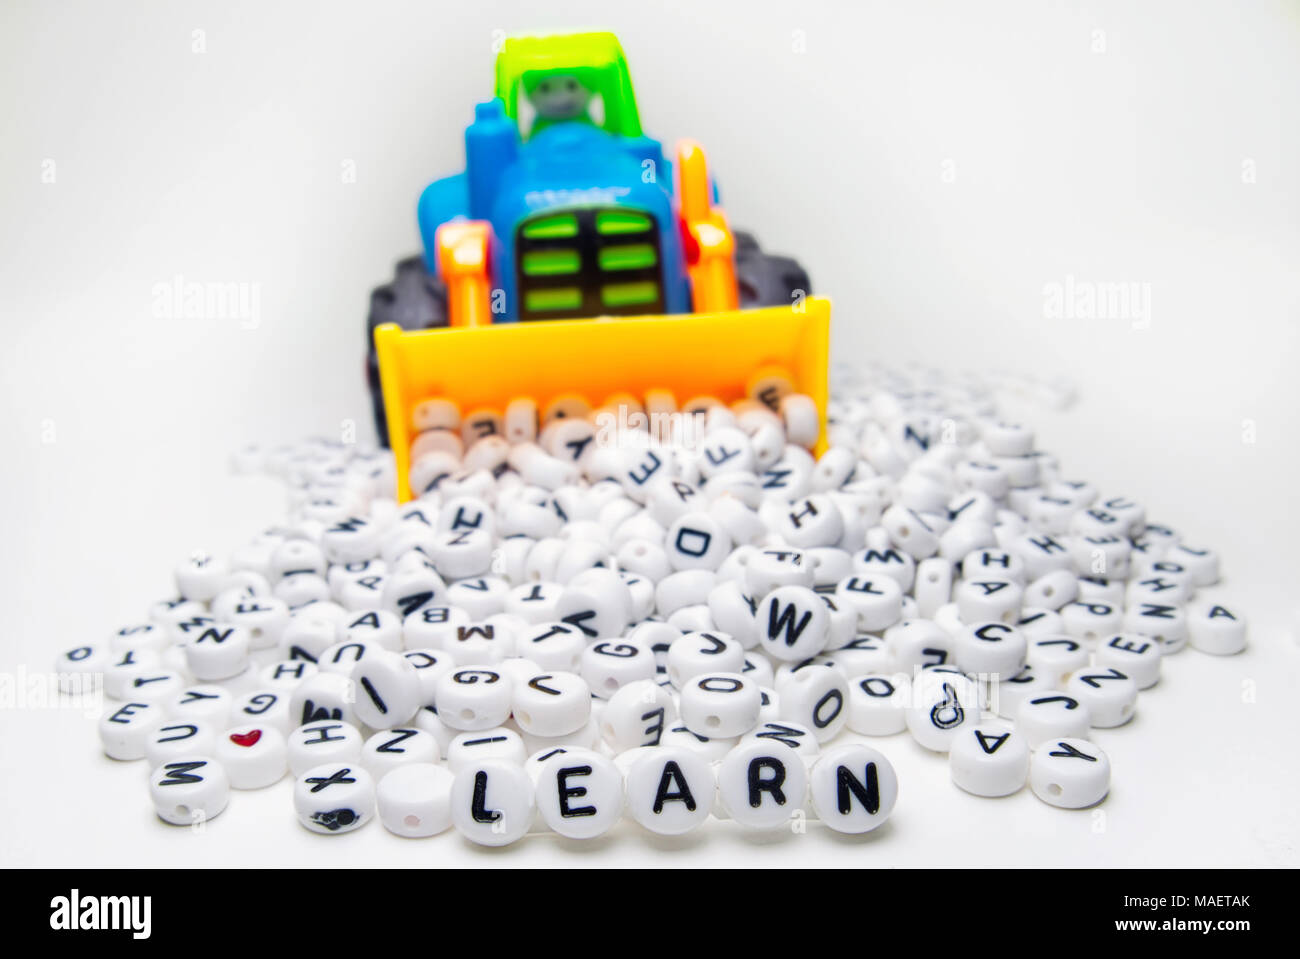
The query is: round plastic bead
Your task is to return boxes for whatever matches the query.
[511,670,591,737]
[1095,634,1162,688]
[361,727,440,780]
[755,586,830,662]
[948,722,1030,797]
[287,720,364,777]
[624,745,715,836]
[1015,692,1092,747]
[679,672,762,739]
[1187,601,1247,655]
[600,679,675,751]
[717,738,808,830]
[905,668,980,753]
[847,673,910,736]
[435,666,513,731]
[149,758,230,826]
[1065,667,1138,728]
[776,663,849,743]
[217,724,288,789]
[377,763,455,838]
[451,759,535,846]
[533,747,625,839]
[295,762,376,835]
[809,743,899,833]
[952,621,1027,678]
[1028,737,1110,808]
[666,631,745,688]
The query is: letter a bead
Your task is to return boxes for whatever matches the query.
[948,723,1030,797]
[625,746,715,836]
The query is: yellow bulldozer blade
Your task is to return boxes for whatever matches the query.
[375,297,831,501]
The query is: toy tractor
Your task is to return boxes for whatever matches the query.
[365,31,831,501]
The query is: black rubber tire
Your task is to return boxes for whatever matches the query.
[366,255,449,447]
[733,230,812,310]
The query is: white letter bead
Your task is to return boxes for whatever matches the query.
[948,722,1030,797]
[512,670,592,737]
[289,672,360,729]
[885,619,959,671]
[905,668,980,752]
[809,743,899,834]
[1061,601,1124,645]
[667,631,745,688]
[914,557,953,618]
[343,609,403,651]
[745,720,820,767]
[1095,634,1162,688]
[217,724,288,789]
[994,664,1051,718]
[580,640,656,698]
[600,679,675,750]
[776,664,849,742]
[1029,737,1110,808]
[756,586,830,662]
[1015,692,1092,747]
[166,686,233,727]
[953,622,1027,678]
[144,721,218,767]
[718,738,809,829]
[745,548,815,596]
[881,505,940,559]
[288,720,364,777]
[1122,604,1189,654]
[666,512,733,571]
[517,622,586,672]
[1187,601,1246,655]
[679,672,761,738]
[183,623,251,681]
[377,763,455,837]
[778,495,844,548]
[1024,635,1090,686]
[848,673,910,735]
[174,553,230,602]
[1066,667,1137,727]
[435,666,513,730]
[120,670,186,706]
[451,759,535,846]
[56,644,110,693]
[534,748,625,839]
[295,762,376,834]
[362,727,440,779]
[259,659,318,691]
[625,746,715,835]
[150,758,230,825]
[102,648,161,700]
[835,575,904,632]
[955,577,1024,625]
[351,652,421,728]
[445,728,528,773]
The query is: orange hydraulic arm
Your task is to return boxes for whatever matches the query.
[675,139,740,313]
[436,220,493,327]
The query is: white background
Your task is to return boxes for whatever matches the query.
[1,0,1297,867]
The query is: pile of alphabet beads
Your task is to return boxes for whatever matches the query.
[66,362,1249,844]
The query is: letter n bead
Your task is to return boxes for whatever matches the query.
[809,743,899,834]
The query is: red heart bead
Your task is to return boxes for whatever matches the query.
[230,729,262,747]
